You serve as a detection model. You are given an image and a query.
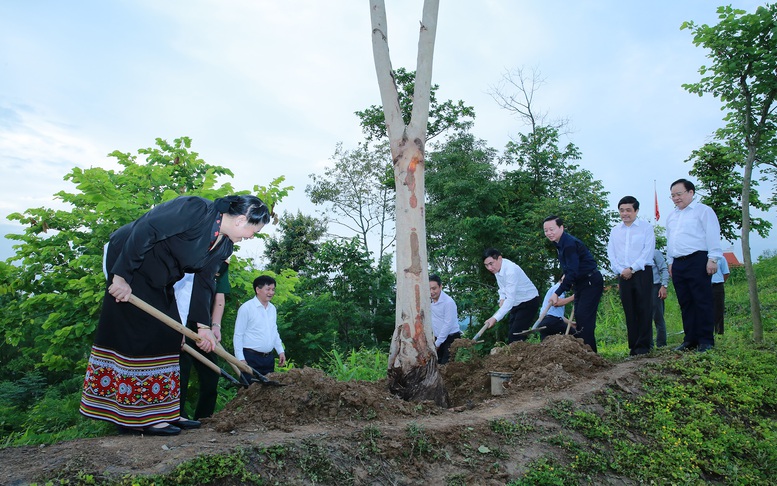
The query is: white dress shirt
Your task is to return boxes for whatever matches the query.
[607,218,655,275]
[665,200,723,264]
[233,296,284,361]
[491,258,539,322]
[431,290,460,347]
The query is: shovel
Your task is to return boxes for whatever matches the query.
[471,322,491,342]
[513,302,552,336]
[129,295,285,387]
[181,343,243,387]
[216,343,269,388]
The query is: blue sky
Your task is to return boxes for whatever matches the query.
[1,0,774,264]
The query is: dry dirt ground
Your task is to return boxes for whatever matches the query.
[1,335,667,485]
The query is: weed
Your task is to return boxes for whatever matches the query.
[508,457,579,485]
[406,422,432,457]
[489,415,534,443]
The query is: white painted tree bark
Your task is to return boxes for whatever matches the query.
[369,0,447,406]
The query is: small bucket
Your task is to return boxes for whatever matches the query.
[489,371,513,396]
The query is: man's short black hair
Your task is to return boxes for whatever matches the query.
[670,178,695,192]
[483,248,501,260]
[543,215,564,227]
[253,275,276,290]
[429,274,442,286]
[618,195,640,210]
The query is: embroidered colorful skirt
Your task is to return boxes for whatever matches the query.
[80,346,180,427]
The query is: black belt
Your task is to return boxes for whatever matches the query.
[244,348,272,357]
[712,282,725,286]
[674,250,705,261]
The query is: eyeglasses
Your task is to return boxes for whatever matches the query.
[670,190,688,199]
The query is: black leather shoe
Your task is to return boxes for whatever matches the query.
[175,418,201,430]
[674,342,697,351]
[697,343,714,353]
[143,424,181,436]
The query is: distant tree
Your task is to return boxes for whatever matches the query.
[2,137,291,376]
[356,67,475,142]
[425,132,502,334]
[279,238,395,365]
[494,68,614,286]
[306,141,395,261]
[682,4,777,342]
[263,210,328,274]
[686,142,772,242]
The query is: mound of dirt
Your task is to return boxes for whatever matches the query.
[443,334,612,406]
[209,334,611,432]
[211,367,441,432]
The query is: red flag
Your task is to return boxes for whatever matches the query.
[654,188,660,221]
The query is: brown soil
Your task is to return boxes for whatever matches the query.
[0,335,664,485]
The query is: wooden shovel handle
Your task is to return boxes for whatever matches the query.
[531,302,552,330]
[128,294,254,375]
[472,322,490,341]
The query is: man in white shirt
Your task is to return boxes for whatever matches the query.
[665,178,723,353]
[429,274,461,364]
[607,196,656,356]
[233,275,287,376]
[482,248,540,343]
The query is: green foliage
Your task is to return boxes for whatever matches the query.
[508,457,579,486]
[1,137,291,379]
[686,141,772,241]
[426,128,615,336]
[317,348,388,382]
[278,238,395,366]
[120,449,263,486]
[263,210,327,274]
[405,422,433,458]
[534,339,777,484]
[489,416,534,444]
[355,67,476,142]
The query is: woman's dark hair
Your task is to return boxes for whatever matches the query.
[215,195,271,225]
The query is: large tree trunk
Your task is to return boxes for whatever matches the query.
[370,0,448,407]
[741,145,763,343]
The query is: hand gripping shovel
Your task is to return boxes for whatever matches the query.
[181,343,243,388]
[129,295,285,387]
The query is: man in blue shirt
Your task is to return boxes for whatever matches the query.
[543,215,604,353]
[651,250,670,347]
[712,256,730,335]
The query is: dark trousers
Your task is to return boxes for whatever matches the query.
[652,283,667,347]
[712,282,725,334]
[179,345,220,419]
[437,332,461,364]
[243,348,275,383]
[619,269,654,355]
[507,295,541,343]
[672,251,714,346]
[538,315,569,340]
[572,270,604,353]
